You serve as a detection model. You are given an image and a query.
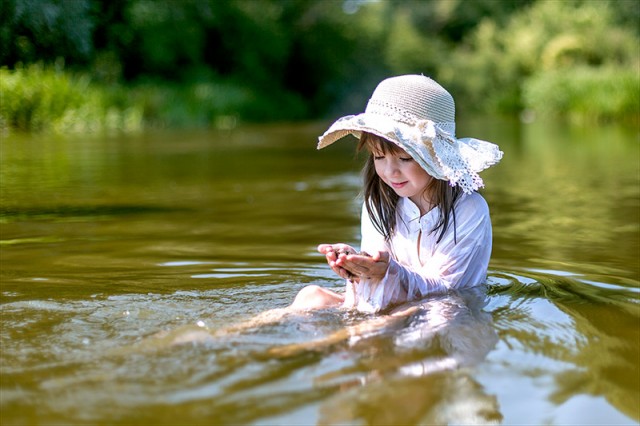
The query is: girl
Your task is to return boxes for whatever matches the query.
[292,74,503,313]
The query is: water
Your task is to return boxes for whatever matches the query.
[1,119,638,425]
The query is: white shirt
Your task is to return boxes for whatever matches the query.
[343,192,493,313]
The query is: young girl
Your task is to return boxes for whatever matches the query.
[292,74,503,313]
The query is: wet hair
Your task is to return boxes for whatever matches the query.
[357,132,462,243]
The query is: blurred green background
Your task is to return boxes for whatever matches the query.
[1,0,638,133]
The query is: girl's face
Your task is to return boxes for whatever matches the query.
[371,144,433,209]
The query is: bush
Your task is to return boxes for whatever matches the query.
[126,80,308,128]
[0,63,309,134]
[0,63,143,133]
[446,0,640,116]
[523,66,640,123]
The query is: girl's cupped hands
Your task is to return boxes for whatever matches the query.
[317,244,389,281]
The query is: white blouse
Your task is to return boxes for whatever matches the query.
[343,192,493,313]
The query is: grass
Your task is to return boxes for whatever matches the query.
[1,63,143,134]
[0,63,309,135]
[523,66,640,124]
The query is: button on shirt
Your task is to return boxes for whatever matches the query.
[343,192,493,313]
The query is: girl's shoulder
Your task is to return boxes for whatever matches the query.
[456,191,490,220]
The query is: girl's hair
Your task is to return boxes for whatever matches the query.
[357,132,462,243]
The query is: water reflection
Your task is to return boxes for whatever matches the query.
[489,271,640,422]
[319,372,502,425]
[312,286,501,425]
[480,119,640,284]
[393,286,498,372]
[220,286,500,424]
[1,121,638,425]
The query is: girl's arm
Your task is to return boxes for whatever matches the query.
[341,195,492,311]
[382,196,492,300]
[386,222,490,299]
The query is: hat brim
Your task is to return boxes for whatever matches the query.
[317,112,503,194]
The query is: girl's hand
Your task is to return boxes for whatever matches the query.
[318,244,390,282]
[317,244,360,281]
[336,250,390,281]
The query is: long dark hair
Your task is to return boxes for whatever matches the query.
[357,132,462,243]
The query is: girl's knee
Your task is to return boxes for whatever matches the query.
[291,285,343,310]
[292,285,323,307]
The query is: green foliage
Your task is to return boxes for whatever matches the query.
[1,0,638,133]
[384,9,445,76]
[1,0,94,64]
[446,0,640,118]
[0,63,307,134]
[523,66,640,123]
[127,78,308,128]
[0,63,142,133]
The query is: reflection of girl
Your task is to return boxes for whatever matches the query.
[292,75,503,313]
[316,287,501,425]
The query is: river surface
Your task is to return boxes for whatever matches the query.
[1,118,638,425]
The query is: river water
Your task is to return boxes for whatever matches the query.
[1,118,638,425]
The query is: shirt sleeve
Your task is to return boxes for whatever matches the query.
[353,194,492,312]
[391,194,492,300]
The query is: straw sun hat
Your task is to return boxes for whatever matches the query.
[317,74,503,194]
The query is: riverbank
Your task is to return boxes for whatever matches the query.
[0,63,309,135]
[1,62,638,135]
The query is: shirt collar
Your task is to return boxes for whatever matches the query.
[398,197,437,234]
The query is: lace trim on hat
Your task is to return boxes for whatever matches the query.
[433,132,483,193]
[395,119,502,194]
[317,115,502,194]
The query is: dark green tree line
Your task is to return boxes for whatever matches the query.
[1,0,638,132]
